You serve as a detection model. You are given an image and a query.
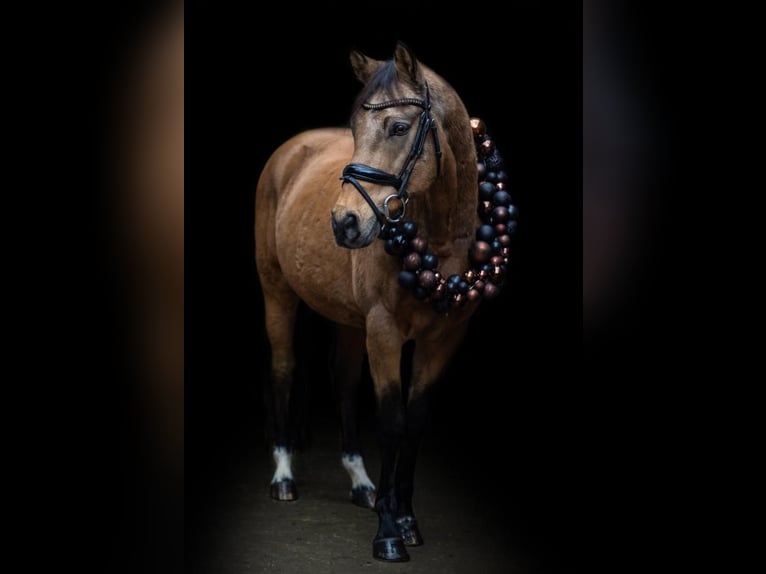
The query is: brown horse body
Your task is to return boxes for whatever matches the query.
[255,44,480,562]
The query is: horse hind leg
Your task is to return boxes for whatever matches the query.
[262,285,300,501]
[332,325,376,509]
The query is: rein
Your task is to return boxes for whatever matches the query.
[341,84,441,227]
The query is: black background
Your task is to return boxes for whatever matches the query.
[186,2,582,572]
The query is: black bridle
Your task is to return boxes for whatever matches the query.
[341,84,442,232]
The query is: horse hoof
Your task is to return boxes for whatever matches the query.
[270,479,298,501]
[396,515,424,546]
[350,486,375,509]
[372,537,410,562]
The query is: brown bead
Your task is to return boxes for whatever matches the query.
[466,288,481,303]
[410,237,428,254]
[464,270,477,283]
[473,280,485,293]
[478,269,489,281]
[480,139,495,156]
[470,241,492,265]
[403,252,421,271]
[470,117,486,139]
[418,270,436,290]
[432,283,446,300]
[483,282,499,300]
[499,234,511,247]
[491,205,509,223]
[494,223,507,235]
[478,200,493,217]
[490,255,504,267]
[495,182,506,191]
[501,246,511,259]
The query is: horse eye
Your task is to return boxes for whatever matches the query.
[389,122,410,137]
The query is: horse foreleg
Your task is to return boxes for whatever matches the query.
[395,327,469,546]
[263,288,300,501]
[331,325,376,508]
[366,309,408,562]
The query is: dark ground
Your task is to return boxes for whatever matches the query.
[193,414,536,574]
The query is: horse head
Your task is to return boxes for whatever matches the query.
[332,43,443,249]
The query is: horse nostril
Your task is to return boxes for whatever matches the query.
[343,213,358,230]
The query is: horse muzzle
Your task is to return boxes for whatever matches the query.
[331,210,377,249]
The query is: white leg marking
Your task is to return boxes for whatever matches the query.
[342,453,375,490]
[271,446,293,483]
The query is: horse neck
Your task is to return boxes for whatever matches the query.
[411,102,478,256]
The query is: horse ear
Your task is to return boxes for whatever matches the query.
[393,41,422,86]
[349,50,383,84]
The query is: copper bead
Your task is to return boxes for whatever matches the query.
[466,288,481,303]
[470,117,486,139]
[478,269,489,281]
[501,246,511,259]
[483,282,499,300]
[499,234,511,247]
[410,237,428,254]
[490,266,505,284]
[480,139,495,156]
[432,283,446,300]
[473,280,485,293]
[418,270,436,290]
[470,241,492,265]
[478,200,493,217]
[464,270,477,284]
[490,255,504,267]
[495,182,506,191]
[403,252,421,271]
[451,293,465,307]
[494,223,507,235]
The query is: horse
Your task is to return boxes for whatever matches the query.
[255,42,490,562]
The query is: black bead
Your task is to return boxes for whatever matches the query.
[476,224,495,243]
[384,224,401,239]
[506,221,518,235]
[384,238,396,255]
[485,171,499,183]
[485,151,504,170]
[496,170,508,183]
[392,234,409,254]
[398,270,418,290]
[506,204,519,220]
[421,252,438,270]
[402,221,418,239]
[491,239,503,254]
[445,274,462,294]
[479,182,496,201]
[492,190,511,207]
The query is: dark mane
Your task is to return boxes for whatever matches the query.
[352,60,399,112]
